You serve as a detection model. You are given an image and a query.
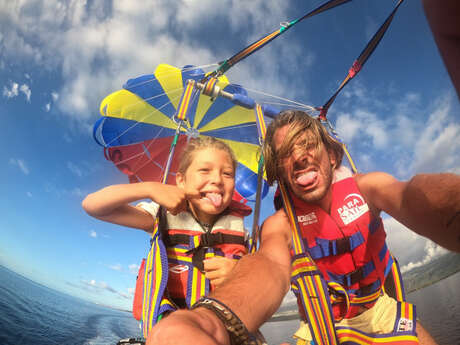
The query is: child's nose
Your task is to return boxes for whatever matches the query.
[209,171,223,184]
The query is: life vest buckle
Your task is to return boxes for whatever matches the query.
[200,232,224,247]
[334,237,351,256]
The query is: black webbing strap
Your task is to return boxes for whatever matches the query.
[165,232,245,272]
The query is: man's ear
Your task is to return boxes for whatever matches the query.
[176,172,185,189]
[328,150,337,169]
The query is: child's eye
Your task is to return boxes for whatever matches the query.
[223,171,234,177]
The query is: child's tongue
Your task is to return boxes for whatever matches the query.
[206,193,222,207]
[296,171,318,186]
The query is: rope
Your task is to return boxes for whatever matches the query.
[207,0,352,78]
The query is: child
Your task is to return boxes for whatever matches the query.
[82,137,251,312]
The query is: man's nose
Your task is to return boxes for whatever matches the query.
[292,149,309,163]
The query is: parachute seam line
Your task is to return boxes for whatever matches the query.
[122,63,219,90]
[105,93,183,147]
[130,84,201,176]
[243,86,316,111]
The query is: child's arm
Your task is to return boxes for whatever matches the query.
[82,182,198,231]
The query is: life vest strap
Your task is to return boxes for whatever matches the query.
[164,232,245,247]
[308,232,365,260]
[165,232,245,271]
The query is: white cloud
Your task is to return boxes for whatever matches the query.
[45,103,51,112]
[9,158,29,175]
[67,161,83,177]
[2,82,31,101]
[383,216,448,270]
[3,82,19,98]
[400,241,448,273]
[335,112,361,143]
[71,188,84,197]
[410,94,460,174]
[89,230,97,238]
[80,279,131,299]
[19,83,31,101]
[26,191,32,198]
[81,279,117,294]
[0,0,291,122]
[44,183,87,198]
[109,264,122,271]
[51,91,59,101]
[129,263,139,275]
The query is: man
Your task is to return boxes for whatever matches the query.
[422,0,460,98]
[148,111,459,345]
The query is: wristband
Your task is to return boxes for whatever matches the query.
[191,297,266,345]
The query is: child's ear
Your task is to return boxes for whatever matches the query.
[176,172,185,189]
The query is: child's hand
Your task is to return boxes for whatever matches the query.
[152,183,200,215]
[203,256,237,287]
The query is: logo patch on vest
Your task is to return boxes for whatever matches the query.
[169,264,189,274]
[297,212,318,225]
[337,193,369,225]
[397,318,413,332]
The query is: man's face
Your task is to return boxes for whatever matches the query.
[273,125,336,205]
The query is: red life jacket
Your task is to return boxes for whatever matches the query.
[162,200,251,308]
[291,173,391,319]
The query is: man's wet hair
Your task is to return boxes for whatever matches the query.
[263,110,344,185]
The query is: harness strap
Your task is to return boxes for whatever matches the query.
[165,232,246,271]
[165,232,245,247]
[141,217,168,338]
[280,183,340,345]
[208,0,352,78]
[320,0,405,119]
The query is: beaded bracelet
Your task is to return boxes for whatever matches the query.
[191,297,266,345]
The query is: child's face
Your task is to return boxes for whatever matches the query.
[176,148,235,224]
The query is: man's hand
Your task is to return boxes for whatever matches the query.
[146,308,229,345]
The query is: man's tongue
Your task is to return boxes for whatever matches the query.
[206,193,222,207]
[296,171,318,186]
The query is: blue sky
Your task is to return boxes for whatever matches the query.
[0,0,458,311]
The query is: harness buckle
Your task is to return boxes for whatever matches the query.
[349,267,364,286]
[200,233,211,247]
[335,237,351,256]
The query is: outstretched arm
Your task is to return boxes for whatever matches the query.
[356,172,460,252]
[210,210,292,331]
[82,182,196,231]
[147,210,293,345]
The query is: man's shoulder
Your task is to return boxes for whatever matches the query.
[353,171,397,190]
[263,210,290,232]
[264,209,286,222]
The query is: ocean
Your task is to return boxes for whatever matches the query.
[1,264,459,345]
[0,265,139,345]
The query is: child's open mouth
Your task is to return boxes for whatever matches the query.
[203,192,223,207]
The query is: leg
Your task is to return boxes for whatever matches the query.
[417,322,438,345]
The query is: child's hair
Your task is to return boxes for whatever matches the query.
[177,137,237,174]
